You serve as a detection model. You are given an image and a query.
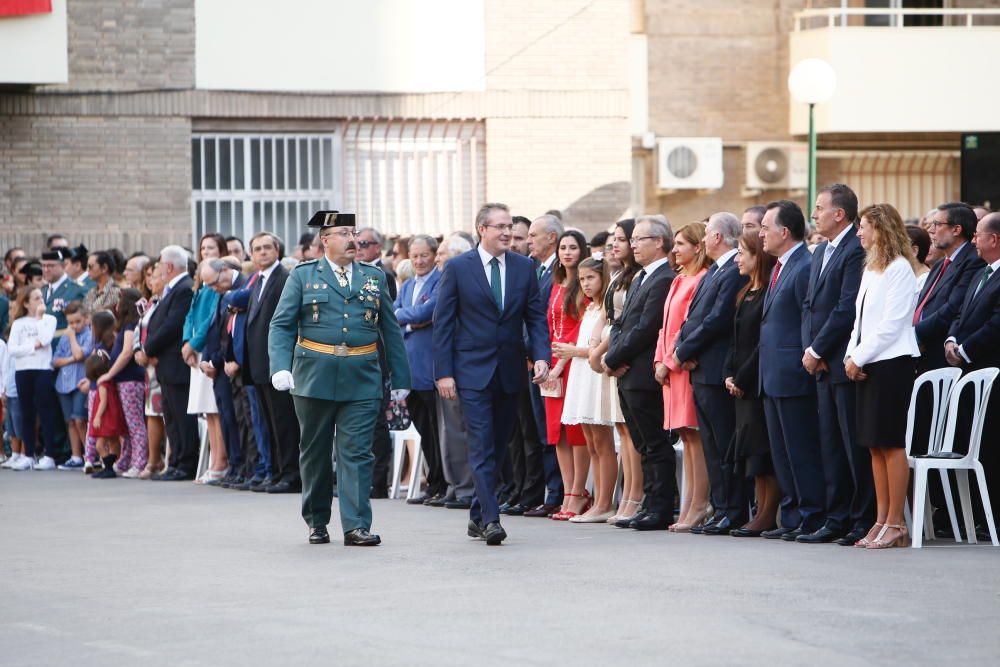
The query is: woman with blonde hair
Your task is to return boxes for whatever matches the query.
[653,222,713,530]
[845,203,920,549]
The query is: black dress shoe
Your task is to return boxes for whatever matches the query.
[370,488,389,499]
[234,478,253,491]
[524,503,559,517]
[249,478,271,492]
[701,517,738,535]
[796,526,844,544]
[691,513,724,535]
[781,527,806,541]
[265,480,301,494]
[835,528,868,546]
[632,512,669,531]
[467,520,485,539]
[222,475,243,489]
[483,521,507,545]
[160,468,194,481]
[504,503,529,516]
[498,501,514,513]
[730,526,769,538]
[761,526,795,540]
[344,528,381,546]
[309,526,330,544]
[424,493,449,507]
[616,510,647,529]
[445,496,473,510]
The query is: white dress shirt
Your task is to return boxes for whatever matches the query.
[845,256,919,367]
[411,272,429,305]
[946,257,1000,363]
[478,245,506,306]
[46,274,68,301]
[806,229,853,359]
[325,257,353,290]
[715,247,738,269]
[641,255,672,279]
[257,260,280,299]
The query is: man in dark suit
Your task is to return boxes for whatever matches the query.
[244,232,301,493]
[142,246,200,480]
[433,203,551,545]
[758,200,826,540]
[800,184,872,545]
[200,258,252,488]
[673,212,748,535]
[604,215,677,531]
[945,211,1000,530]
[916,203,984,374]
[394,235,448,504]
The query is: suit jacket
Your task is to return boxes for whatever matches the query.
[244,263,289,386]
[205,271,247,370]
[801,228,865,384]
[947,263,1000,371]
[605,261,676,392]
[394,268,441,391]
[915,242,985,370]
[433,249,549,393]
[224,277,254,366]
[144,274,195,385]
[375,259,398,302]
[759,244,814,398]
[537,257,556,306]
[674,254,748,386]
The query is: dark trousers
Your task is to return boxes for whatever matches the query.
[763,394,826,532]
[160,380,200,474]
[229,374,258,479]
[528,378,562,504]
[212,373,241,472]
[618,387,676,517]
[255,382,301,485]
[14,370,59,459]
[458,373,518,526]
[817,377,874,532]
[244,384,271,481]
[408,389,446,497]
[506,383,547,508]
[370,381,392,494]
[693,382,747,522]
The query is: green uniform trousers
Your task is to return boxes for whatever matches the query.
[293,395,380,534]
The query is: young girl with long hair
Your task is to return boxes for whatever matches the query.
[86,350,126,479]
[82,310,117,473]
[560,258,621,522]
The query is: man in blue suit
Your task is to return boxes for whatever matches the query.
[394,235,448,503]
[673,212,749,535]
[758,200,826,540]
[434,203,551,545]
[800,184,872,545]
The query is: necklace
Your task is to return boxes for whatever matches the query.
[551,285,568,341]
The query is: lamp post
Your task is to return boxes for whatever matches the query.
[788,58,837,211]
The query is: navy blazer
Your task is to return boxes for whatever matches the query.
[394,268,441,391]
[144,274,195,385]
[204,271,247,370]
[538,257,555,305]
[947,264,1000,371]
[433,249,549,393]
[606,262,676,392]
[801,228,865,384]
[674,253,748,386]
[759,244,814,398]
[915,242,985,370]
[244,263,289,386]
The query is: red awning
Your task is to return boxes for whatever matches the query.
[0,0,52,18]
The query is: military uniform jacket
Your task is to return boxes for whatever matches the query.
[268,258,411,401]
[45,277,88,333]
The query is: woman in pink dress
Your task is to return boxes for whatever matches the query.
[653,222,712,531]
[544,230,590,520]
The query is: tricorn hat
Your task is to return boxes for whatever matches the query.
[307,210,357,229]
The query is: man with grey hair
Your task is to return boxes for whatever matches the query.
[356,227,397,302]
[672,212,750,535]
[143,245,200,481]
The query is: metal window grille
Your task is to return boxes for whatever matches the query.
[191,133,343,251]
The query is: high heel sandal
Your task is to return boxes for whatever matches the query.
[552,491,592,521]
[672,505,712,533]
[854,522,884,548]
[608,499,641,524]
[866,523,910,549]
[551,493,579,521]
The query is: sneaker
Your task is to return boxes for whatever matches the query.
[84,460,103,475]
[122,467,141,479]
[11,456,36,471]
[57,457,85,471]
[34,456,57,471]
[1,453,21,469]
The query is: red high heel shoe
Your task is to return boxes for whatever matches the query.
[552,491,592,521]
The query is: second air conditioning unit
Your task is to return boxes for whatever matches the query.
[656,137,724,190]
[745,142,808,190]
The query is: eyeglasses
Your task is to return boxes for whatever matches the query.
[629,236,657,245]
[929,221,956,228]
[482,224,514,232]
[323,230,360,240]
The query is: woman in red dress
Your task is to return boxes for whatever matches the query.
[544,230,591,520]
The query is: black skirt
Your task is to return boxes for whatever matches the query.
[855,355,916,449]
[728,397,773,478]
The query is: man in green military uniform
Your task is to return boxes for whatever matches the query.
[269,210,411,547]
[42,248,88,341]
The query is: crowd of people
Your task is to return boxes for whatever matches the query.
[2,187,998,550]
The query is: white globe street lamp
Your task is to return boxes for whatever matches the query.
[788,58,837,209]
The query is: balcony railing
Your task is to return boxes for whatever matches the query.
[794,7,1000,31]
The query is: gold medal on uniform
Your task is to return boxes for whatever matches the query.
[312,304,319,322]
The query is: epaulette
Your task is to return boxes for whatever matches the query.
[293,259,319,270]
[358,260,385,274]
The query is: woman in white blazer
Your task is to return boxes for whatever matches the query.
[845,203,921,549]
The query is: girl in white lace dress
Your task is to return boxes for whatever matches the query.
[560,258,620,522]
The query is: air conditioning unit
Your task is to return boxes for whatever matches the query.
[656,137,724,190]
[745,142,808,190]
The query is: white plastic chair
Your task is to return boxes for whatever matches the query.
[904,368,963,544]
[911,367,1000,548]
[388,425,422,500]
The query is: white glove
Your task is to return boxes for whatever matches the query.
[271,370,295,392]
[390,389,410,401]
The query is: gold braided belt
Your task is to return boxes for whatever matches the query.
[297,338,377,357]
